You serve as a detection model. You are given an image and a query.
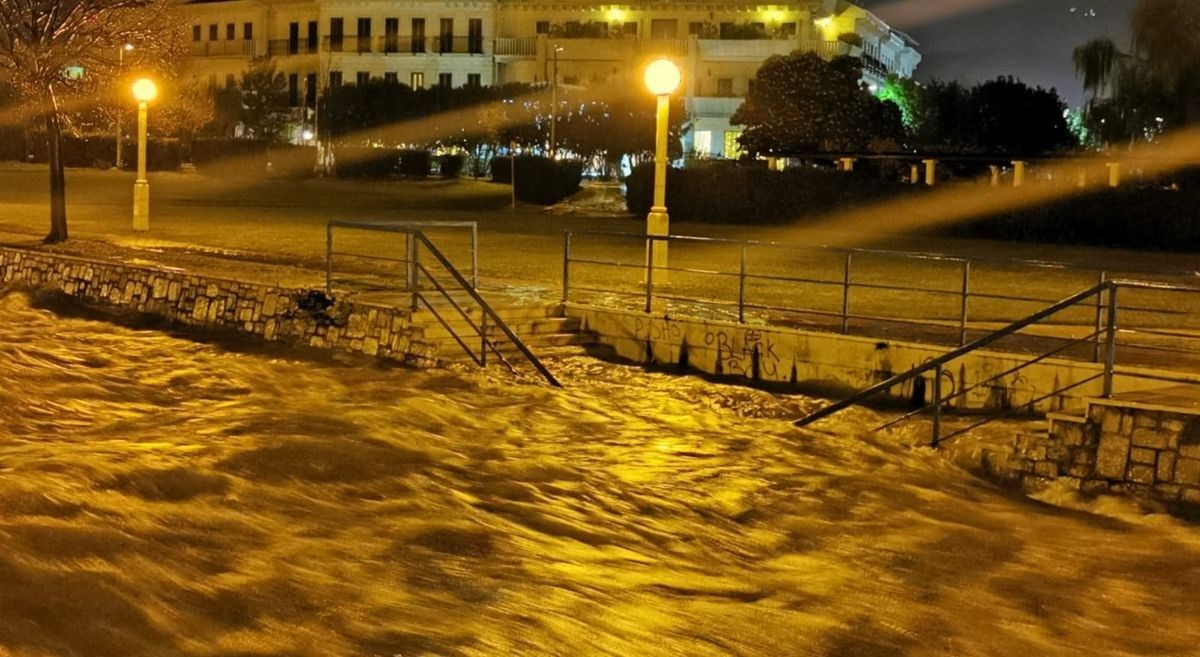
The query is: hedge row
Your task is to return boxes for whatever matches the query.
[943,187,1200,251]
[15,135,182,171]
[625,162,918,223]
[330,147,466,179]
[491,155,583,205]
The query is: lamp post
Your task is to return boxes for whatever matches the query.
[131,78,158,232]
[643,58,681,283]
[549,44,563,159]
[115,43,134,169]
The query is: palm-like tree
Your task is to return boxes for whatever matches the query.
[1072,38,1122,103]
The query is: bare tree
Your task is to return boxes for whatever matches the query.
[0,0,180,243]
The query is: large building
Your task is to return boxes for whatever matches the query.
[181,0,921,157]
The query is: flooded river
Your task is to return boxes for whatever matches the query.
[1,287,1198,657]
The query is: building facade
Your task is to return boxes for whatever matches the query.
[181,0,921,156]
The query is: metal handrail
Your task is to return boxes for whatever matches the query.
[327,220,478,293]
[412,232,562,387]
[793,281,1113,429]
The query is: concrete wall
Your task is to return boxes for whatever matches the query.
[0,247,436,365]
[566,303,1178,414]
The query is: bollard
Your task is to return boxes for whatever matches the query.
[922,159,937,186]
[989,165,1000,187]
[1107,162,1121,187]
[910,163,921,185]
[1012,160,1026,187]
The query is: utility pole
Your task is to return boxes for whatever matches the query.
[549,44,563,158]
[115,43,134,169]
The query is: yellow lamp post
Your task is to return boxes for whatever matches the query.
[643,58,681,284]
[131,78,157,232]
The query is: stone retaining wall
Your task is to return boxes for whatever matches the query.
[1003,400,1200,508]
[0,246,435,364]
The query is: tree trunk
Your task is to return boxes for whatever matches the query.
[43,86,68,244]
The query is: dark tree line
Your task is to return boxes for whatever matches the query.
[732,51,1076,158]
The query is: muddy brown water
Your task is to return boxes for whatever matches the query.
[1,288,1198,657]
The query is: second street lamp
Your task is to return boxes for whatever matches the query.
[131,78,158,232]
[643,58,681,285]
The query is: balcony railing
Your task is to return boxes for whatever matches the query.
[316,35,485,55]
[494,36,537,56]
[188,40,257,57]
[267,39,319,56]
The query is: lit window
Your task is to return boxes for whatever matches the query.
[723,131,743,159]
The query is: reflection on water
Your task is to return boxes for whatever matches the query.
[1,287,1198,657]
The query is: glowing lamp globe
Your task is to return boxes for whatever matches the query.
[131,78,158,103]
[643,59,681,96]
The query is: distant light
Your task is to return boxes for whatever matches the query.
[868,83,879,93]
[644,58,681,96]
[124,43,135,51]
[63,65,85,80]
[607,7,625,22]
[302,129,314,140]
[764,9,783,23]
[1155,116,1165,123]
[132,78,158,102]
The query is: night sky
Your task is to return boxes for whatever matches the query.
[859,0,1135,105]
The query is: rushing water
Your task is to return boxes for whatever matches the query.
[1,287,1199,657]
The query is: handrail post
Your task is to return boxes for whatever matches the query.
[1103,283,1118,398]
[738,244,747,324]
[1093,270,1107,363]
[480,311,487,366]
[932,364,943,448]
[410,232,420,312]
[841,252,852,334]
[405,231,415,292]
[645,238,656,314]
[325,222,334,294]
[958,260,970,347]
[471,222,479,290]
[562,231,571,303]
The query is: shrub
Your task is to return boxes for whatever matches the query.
[625,162,915,223]
[438,153,465,179]
[399,149,432,178]
[193,139,270,175]
[333,146,399,178]
[493,155,583,205]
[943,187,1200,251]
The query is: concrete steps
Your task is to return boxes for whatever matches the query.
[408,299,597,363]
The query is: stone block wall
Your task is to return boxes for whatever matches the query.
[0,246,437,365]
[1007,401,1200,509]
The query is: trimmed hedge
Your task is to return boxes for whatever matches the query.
[399,149,431,178]
[943,187,1200,251]
[492,155,583,205]
[438,153,465,179]
[20,135,181,170]
[333,147,398,178]
[625,162,917,223]
[193,138,269,174]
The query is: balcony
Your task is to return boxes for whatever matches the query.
[318,35,486,55]
[797,39,854,60]
[689,96,744,117]
[696,38,795,60]
[494,36,537,56]
[188,40,257,57]
[267,39,319,57]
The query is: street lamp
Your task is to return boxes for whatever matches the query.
[115,43,134,169]
[131,77,158,232]
[643,58,681,282]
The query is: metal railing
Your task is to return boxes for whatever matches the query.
[793,279,1200,446]
[325,221,559,386]
[326,221,477,294]
[561,230,1200,370]
[188,40,257,57]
